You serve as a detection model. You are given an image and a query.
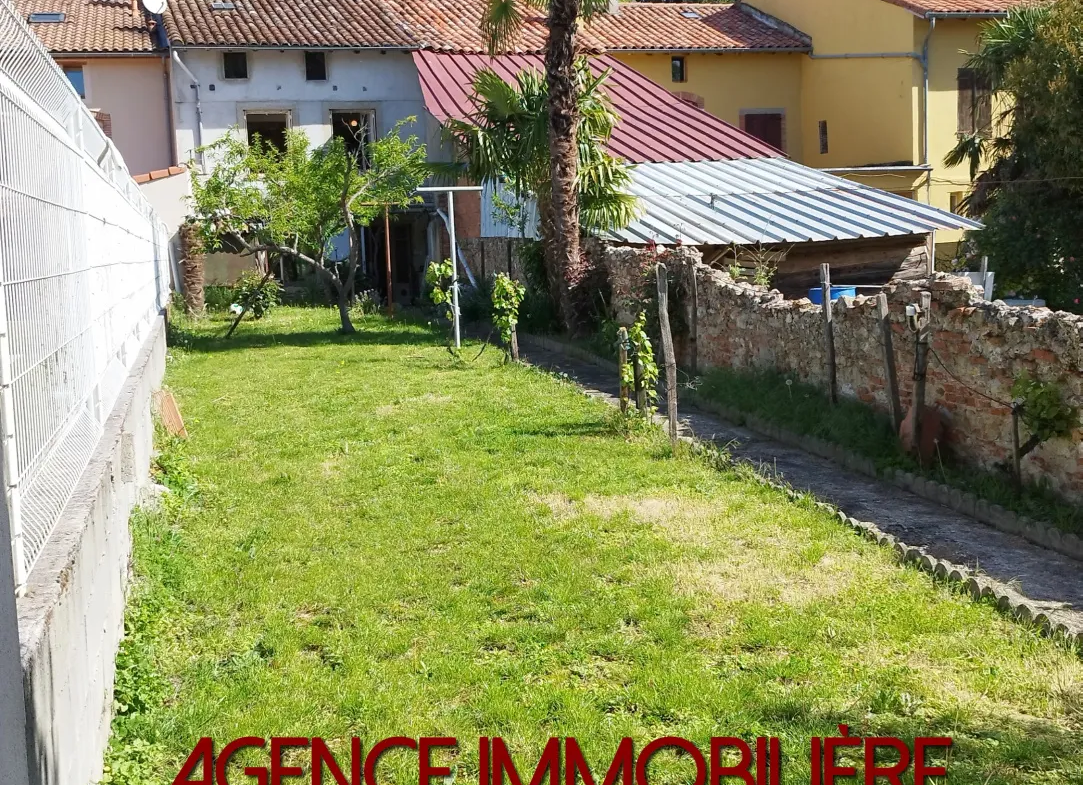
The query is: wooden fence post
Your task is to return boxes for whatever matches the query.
[911,291,932,459]
[688,265,699,376]
[633,346,646,413]
[618,326,630,414]
[656,264,679,446]
[510,325,519,363]
[876,293,903,432]
[819,264,837,404]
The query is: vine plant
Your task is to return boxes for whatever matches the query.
[425,259,459,357]
[1010,373,1078,456]
[622,311,659,415]
[491,273,526,361]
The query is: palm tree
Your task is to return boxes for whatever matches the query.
[482,0,611,330]
[445,63,639,326]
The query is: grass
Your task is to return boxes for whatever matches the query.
[108,306,1083,784]
[690,367,1083,536]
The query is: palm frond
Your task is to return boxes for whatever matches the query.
[481,0,524,54]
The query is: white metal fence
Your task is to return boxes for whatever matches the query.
[0,0,171,591]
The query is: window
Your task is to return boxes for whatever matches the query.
[245,111,289,152]
[671,56,686,83]
[223,51,248,80]
[28,11,65,22]
[63,66,85,98]
[741,111,784,152]
[305,51,327,81]
[958,68,991,137]
[331,110,374,168]
[950,191,966,214]
[818,120,829,155]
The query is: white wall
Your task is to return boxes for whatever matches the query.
[171,48,450,166]
[82,56,173,176]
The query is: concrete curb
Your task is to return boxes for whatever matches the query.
[519,332,1083,650]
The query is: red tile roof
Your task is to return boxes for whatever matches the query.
[132,164,187,182]
[583,3,810,52]
[17,0,158,53]
[163,0,807,52]
[878,0,1033,15]
[164,0,415,47]
[383,0,555,53]
[412,50,782,164]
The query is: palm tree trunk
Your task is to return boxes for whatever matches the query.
[545,0,581,333]
[537,196,574,328]
[179,222,205,317]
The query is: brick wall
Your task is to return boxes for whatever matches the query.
[601,244,1083,502]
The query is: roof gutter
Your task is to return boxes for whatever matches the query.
[170,49,204,168]
[925,11,1008,18]
[612,47,811,53]
[167,44,416,50]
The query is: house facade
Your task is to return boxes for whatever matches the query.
[593,0,1025,262]
[19,0,175,176]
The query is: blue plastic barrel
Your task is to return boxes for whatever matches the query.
[808,285,857,305]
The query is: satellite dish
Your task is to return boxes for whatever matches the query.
[142,0,167,14]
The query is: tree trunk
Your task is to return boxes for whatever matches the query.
[545,0,581,334]
[536,197,574,329]
[179,222,205,317]
[336,284,355,334]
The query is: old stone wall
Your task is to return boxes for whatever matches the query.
[596,243,1083,502]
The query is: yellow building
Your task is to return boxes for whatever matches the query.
[588,0,1027,264]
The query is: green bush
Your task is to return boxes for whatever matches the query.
[233,271,282,319]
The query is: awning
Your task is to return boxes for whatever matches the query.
[607,158,981,245]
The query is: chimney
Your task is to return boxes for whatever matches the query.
[607,0,619,14]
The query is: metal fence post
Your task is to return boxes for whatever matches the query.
[0,284,25,592]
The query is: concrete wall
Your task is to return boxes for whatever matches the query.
[76,56,173,177]
[170,48,450,166]
[14,316,166,785]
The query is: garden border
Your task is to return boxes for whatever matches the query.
[519,332,1083,649]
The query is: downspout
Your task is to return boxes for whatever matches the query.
[922,16,937,273]
[163,55,177,166]
[170,49,204,167]
[921,17,937,202]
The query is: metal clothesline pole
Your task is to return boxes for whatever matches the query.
[416,185,483,352]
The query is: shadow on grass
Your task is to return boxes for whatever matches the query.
[167,322,444,354]
[508,421,614,439]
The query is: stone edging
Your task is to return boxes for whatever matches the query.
[518,332,1082,649]
[519,333,1083,564]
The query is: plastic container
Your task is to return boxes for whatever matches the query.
[807,285,857,305]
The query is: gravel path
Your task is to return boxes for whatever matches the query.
[521,338,1083,638]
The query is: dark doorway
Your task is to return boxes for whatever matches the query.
[742,112,784,152]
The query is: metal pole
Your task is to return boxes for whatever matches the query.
[820,264,837,405]
[384,206,393,316]
[0,282,25,593]
[448,190,460,350]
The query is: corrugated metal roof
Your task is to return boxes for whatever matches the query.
[412,50,781,164]
[605,158,982,245]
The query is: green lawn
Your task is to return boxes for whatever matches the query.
[111,307,1083,785]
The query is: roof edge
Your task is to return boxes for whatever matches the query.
[733,1,812,47]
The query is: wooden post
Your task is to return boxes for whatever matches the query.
[633,347,646,413]
[688,264,699,376]
[657,264,679,445]
[618,326,630,414]
[510,325,519,363]
[819,263,837,404]
[911,291,932,460]
[1010,402,1023,486]
[876,293,904,432]
[383,206,393,316]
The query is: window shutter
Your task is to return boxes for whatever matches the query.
[975,74,992,138]
[958,68,975,135]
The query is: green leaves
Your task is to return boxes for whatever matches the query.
[444,59,641,235]
[426,259,455,315]
[950,1,1083,311]
[1011,373,1078,444]
[491,272,527,349]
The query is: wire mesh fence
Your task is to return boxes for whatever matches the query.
[0,0,171,591]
